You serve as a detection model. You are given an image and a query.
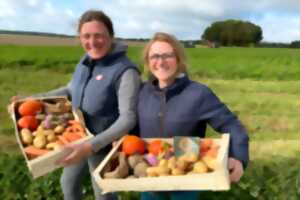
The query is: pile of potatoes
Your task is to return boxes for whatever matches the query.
[146,152,217,177]
[20,123,66,151]
[103,139,219,179]
[16,99,86,159]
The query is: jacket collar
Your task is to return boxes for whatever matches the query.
[149,74,190,100]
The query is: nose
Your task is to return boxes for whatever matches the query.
[89,35,98,47]
[156,57,166,67]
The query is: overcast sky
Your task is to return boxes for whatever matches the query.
[0,0,300,43]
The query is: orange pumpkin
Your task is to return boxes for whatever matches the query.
[122,135,145,156]
[18,100,43,116]
[200,138,213,153]
[17,116,39,131]
[147,140,163,156]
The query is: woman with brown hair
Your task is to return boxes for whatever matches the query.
[9,10,140,200]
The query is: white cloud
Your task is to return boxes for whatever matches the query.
[0,1,17,17]
[0,0,77,35]
[257,13,300,42]
[0,0,300,42]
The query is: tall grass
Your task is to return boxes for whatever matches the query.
[1,45,300,199]
[1,45,300,142]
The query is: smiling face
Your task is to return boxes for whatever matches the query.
[79,20,112,59]
[148,41,178,88]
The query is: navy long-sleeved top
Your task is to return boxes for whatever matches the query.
[137,75,249,168]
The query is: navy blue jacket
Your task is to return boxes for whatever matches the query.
[137,75,249,168]
[70,42,138,135]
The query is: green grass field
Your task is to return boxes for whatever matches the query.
[1,45,300,199]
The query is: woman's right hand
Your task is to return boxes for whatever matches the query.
[7,95,23,115]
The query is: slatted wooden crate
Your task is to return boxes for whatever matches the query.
[93,134,230,193]
[11,96,94,178]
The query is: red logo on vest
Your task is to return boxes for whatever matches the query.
[95,74,103,80]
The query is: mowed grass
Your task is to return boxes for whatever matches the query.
[1,45,300,153]
[187,47,300,80]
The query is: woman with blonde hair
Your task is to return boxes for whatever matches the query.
[136,32,249,200]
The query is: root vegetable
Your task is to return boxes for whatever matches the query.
[47,132,56,142]
[171,168,185,176]
[167,156,176,169]
[192,161,208,173]
[128,154,145,168]
[202,155,217,170]
[20,128,33,145]
[144,153,159,166]
[104,152,129,179]
[24,146,49,159]
[54,125,65,134]
[134,162,149,177]
[176,159,189,171]
[178,152,198,163]
[46,142,62,151]
[33,135,46,149]
[158,159,168,167]
[146,166,170,177]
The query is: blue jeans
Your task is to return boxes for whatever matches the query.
[60,151,117,200]
[141,191,200,200]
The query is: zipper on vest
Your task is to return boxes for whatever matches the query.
[158,91,167,136]
[80,65,95,108]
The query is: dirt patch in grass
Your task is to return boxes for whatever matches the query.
[0,34,79,46]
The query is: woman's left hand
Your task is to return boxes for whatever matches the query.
[57,142,93,166]
[228,157,244,183]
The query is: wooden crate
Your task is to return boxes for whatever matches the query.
[11,96,94,178]
[93,134,230,193]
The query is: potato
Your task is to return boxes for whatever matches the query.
[54,125,65,134]
[47,132,56,142]
[34,129,45,137]
[158,159,168,167]
[192,161,208,173]
[202,155,217,170]
[176,159,189,171]
[46,142,62,151]
[20,128,33,145]
[33,135,46,149]
[43,129,55,136]
[178,152,198,163]
[128,154,145,169]
[167,156,177,169]
[134,162,149,177]
[37,125,44,132]
[146,166,170,177]
[171,168,185,176]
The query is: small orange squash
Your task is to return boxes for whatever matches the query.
[147,140,163,156]
[122,135,145,156]
[17,116,39,131]
[18,100,43,116]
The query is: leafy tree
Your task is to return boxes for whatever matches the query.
[290,40,300,48]
[202,20,263,46]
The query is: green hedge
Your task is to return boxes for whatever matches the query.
[1,153,300,199]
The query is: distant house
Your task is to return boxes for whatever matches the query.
[206,40,220,48]
[181,41,196,48]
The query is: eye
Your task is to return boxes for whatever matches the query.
[149,52,175,61]
[80,33,90,40]
[149,54,160,61]
[94,33,107,40]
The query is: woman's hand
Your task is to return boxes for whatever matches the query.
[7,96,23,115]
[228,157,244,183]
[57,142,93,166]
